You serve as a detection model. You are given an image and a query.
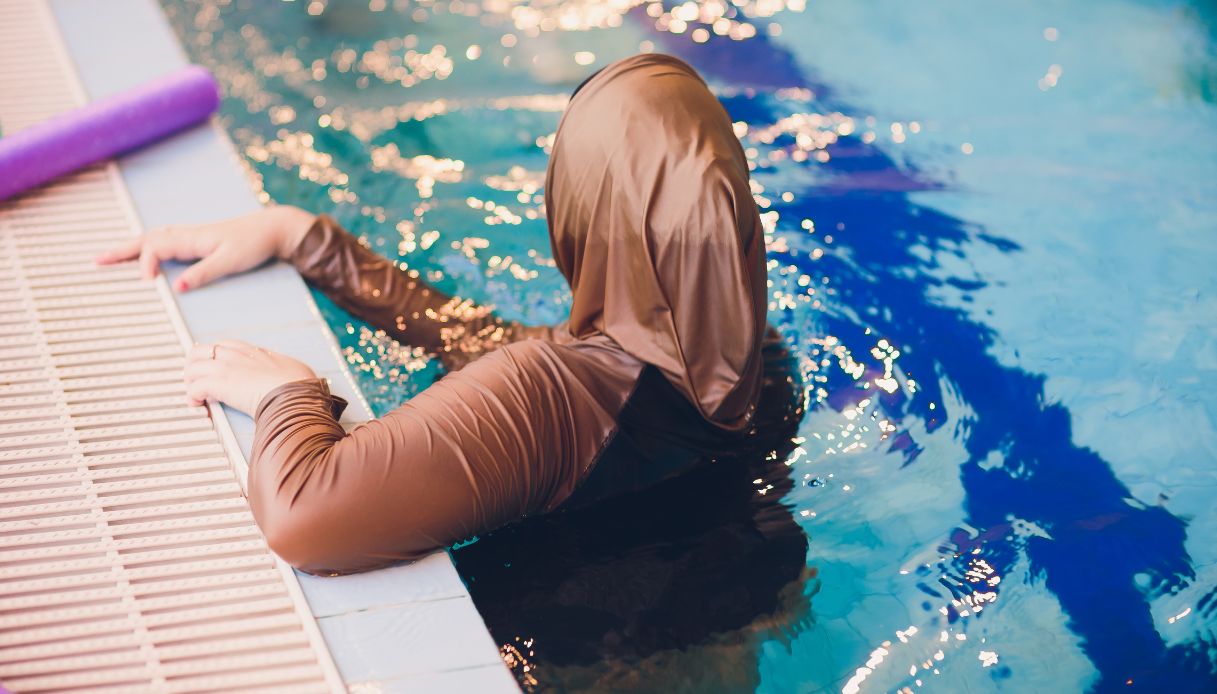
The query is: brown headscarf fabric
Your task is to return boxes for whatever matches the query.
[245,54,773,575]
[546,54,768,431]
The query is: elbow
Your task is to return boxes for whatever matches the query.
[258,508,433,572]
[252,488,433,576]
[255,497,346,575]
[248,431,355,573]
[261,514,328,574]
[246,438,441,575]
[248,465,351,574]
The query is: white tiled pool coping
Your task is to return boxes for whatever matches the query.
[46,0,517,690]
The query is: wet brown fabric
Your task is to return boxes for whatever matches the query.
[284,214,557,371]
[248,54,769,575]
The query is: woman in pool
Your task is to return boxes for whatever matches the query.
[97,54,786,575]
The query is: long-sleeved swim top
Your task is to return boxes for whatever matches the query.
[247,54,774,575]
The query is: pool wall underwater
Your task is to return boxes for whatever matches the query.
[157,0,1217,691]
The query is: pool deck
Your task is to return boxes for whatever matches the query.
[45,0,516,690]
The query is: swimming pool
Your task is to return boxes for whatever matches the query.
[159,0,1217,690]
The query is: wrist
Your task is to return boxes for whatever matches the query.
[253,375,350,423]
[269,205,318,260]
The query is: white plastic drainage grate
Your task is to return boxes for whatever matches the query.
[0,1,346,691]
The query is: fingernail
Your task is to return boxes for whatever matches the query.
[175,278,188,292]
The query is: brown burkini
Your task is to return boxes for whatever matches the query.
[249,54,771,575]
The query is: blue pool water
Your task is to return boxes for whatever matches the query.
[160,1,1217,691]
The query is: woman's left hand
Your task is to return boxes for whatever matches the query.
[185,340,318,415]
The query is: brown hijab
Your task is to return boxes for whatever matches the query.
[545,54,768,431]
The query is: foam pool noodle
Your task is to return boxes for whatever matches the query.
[0,65,220,200]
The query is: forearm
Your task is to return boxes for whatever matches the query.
[281,211,551,369]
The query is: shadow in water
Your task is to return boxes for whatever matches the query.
[453,340,816,693]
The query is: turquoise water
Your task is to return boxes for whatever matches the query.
[161,1,1217,691]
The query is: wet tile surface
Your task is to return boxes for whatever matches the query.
[318,597,505,681]
[296,552,468,619]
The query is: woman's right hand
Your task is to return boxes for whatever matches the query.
[94,205,317,292]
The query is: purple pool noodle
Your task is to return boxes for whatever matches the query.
[0,65,220,200]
